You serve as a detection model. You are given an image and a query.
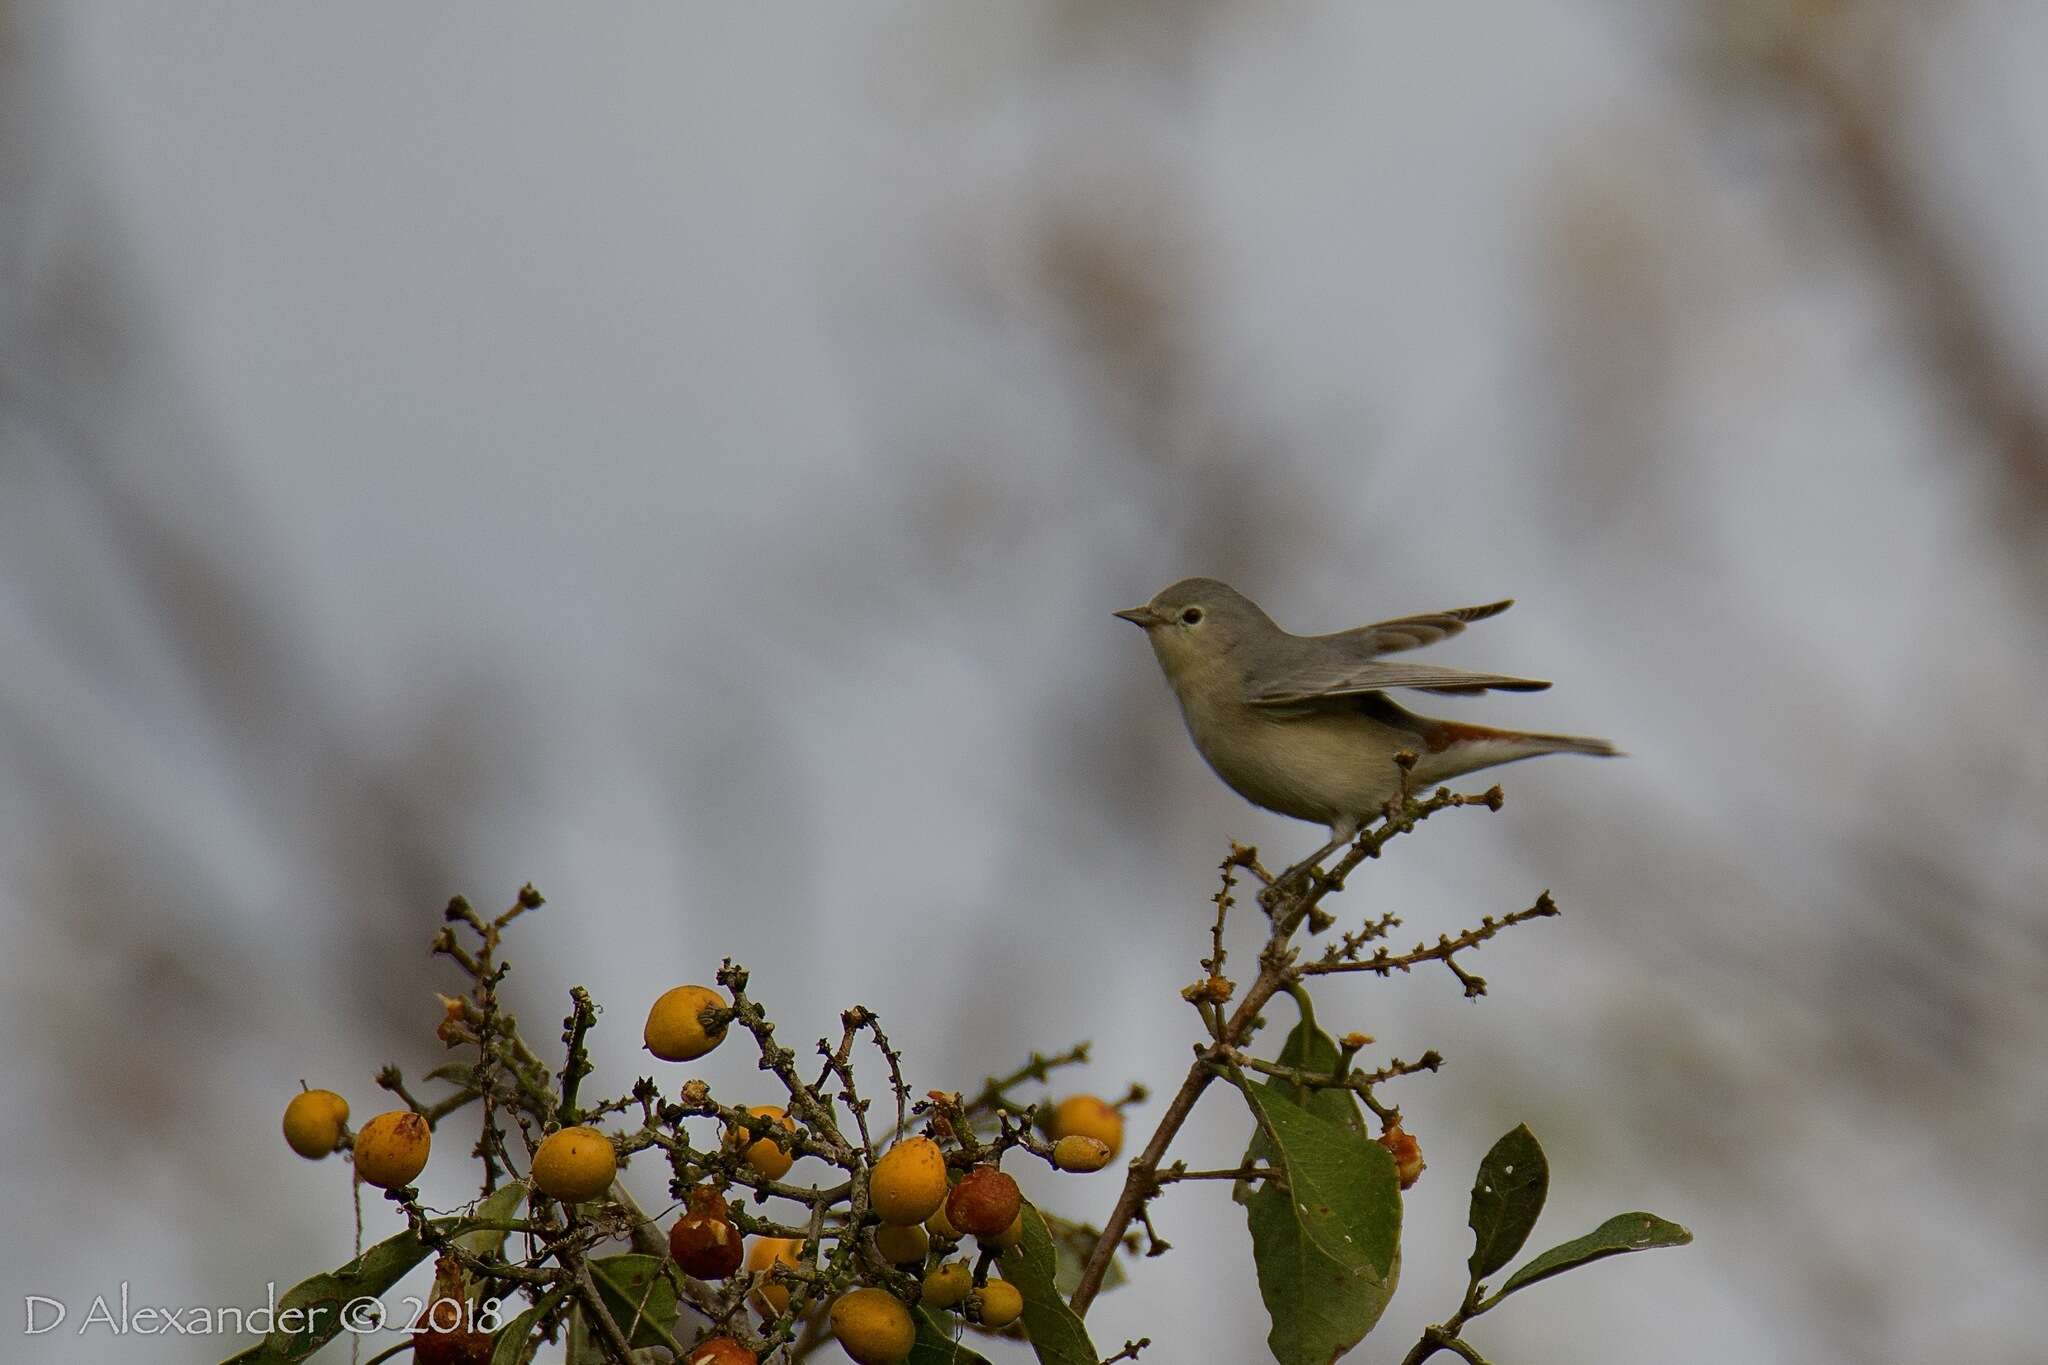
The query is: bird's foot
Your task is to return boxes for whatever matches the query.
[1262,832,1351,909]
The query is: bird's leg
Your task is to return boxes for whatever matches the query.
[1267,826,1355,905]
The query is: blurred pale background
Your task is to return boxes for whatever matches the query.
[5,3,2046,1363]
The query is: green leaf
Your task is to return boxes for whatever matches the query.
[1467,1125,1548,1282]
[908,1306,994,1364]
[587,1253,681,1350]
[219,1183,549,1365]
[455,1179,532,1262]
[1252,1017,1372,1141]
[1238,1073,1402,1365]
[1484,1211,1693,1308]
[565,1305,599,1365]
[219,1220,442,1364]
[998,1202,1097,1365]
[1040,1209,1125,1300]
[488,1286,566,1365]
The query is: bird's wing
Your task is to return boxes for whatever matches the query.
[1247,657,1552,706]
[1315,599,1515,656]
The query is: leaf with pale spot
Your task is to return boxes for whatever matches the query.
[1467,1125,1548,1282]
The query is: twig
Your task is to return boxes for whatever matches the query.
[1153,1164,1282,1186]
[1319,909,1403,963]
[957,1042,1094,1123]
[1070,780,1525,1315]
[1297,893,1559,998]
[565,1255,639,1365]
[558,987,598,1123]
[1400,1327,1495,1365]
[854,1008,911,1140]
[815,1016,876,1158]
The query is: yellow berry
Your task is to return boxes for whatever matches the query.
[874,1222,929,1266]
[726,1106,798,1180]
[644,985,730,1062]
[1051,1134,1113,1173]
[920,1260,972,1311]
[924,1200,960,1241]
[746,1237,803,1317]
[973,1278,1023,1329]
[530,1125,618,1203]
[869,1137,948,1226]
[353,1110,431,1189]
[829,1288,916,1364]
[1048,1095,1123,1160]
[978,1208,1024,1252]
[282,1089,349,1160]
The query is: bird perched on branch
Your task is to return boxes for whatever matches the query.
[1115,578,1618,869]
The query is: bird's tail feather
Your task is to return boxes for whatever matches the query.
[1496,728,1622,759]
[1356,693,1622,777]
[1412,719,1623,783]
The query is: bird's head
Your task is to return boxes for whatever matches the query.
[1113,577,1276,681]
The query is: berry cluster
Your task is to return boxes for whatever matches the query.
[277,888,1136,1364]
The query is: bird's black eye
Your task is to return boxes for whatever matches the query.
[1180,607,1203,625]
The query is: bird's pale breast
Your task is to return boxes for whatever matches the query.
[1175,691,1410,827]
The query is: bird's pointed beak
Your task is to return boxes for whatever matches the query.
[1113,605,1165,628]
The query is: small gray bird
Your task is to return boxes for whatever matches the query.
[1115,578,1618,867]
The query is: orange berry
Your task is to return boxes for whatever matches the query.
[972,1278,1023,1329]
[353,1110,431,1189]
[869,1137,948,1225]
[282,1089,349,1160]
[644,985,730,1062]
[1048,1095,1123,1160]
[874,1222,929,1265]
[920,1260,972,1310]
[746,1236,803,1317]
[1052,1134,1112,1173]
[726,1106,798,1180]
[829,1288,915,1364]
[530,1125,617,1203]
[978,1208,1024,1252]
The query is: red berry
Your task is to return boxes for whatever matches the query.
[684,1338,759,1365]
[669,1187,746,1280]
[944,1166,1021,1239]
[1377,1128,1425,1190]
